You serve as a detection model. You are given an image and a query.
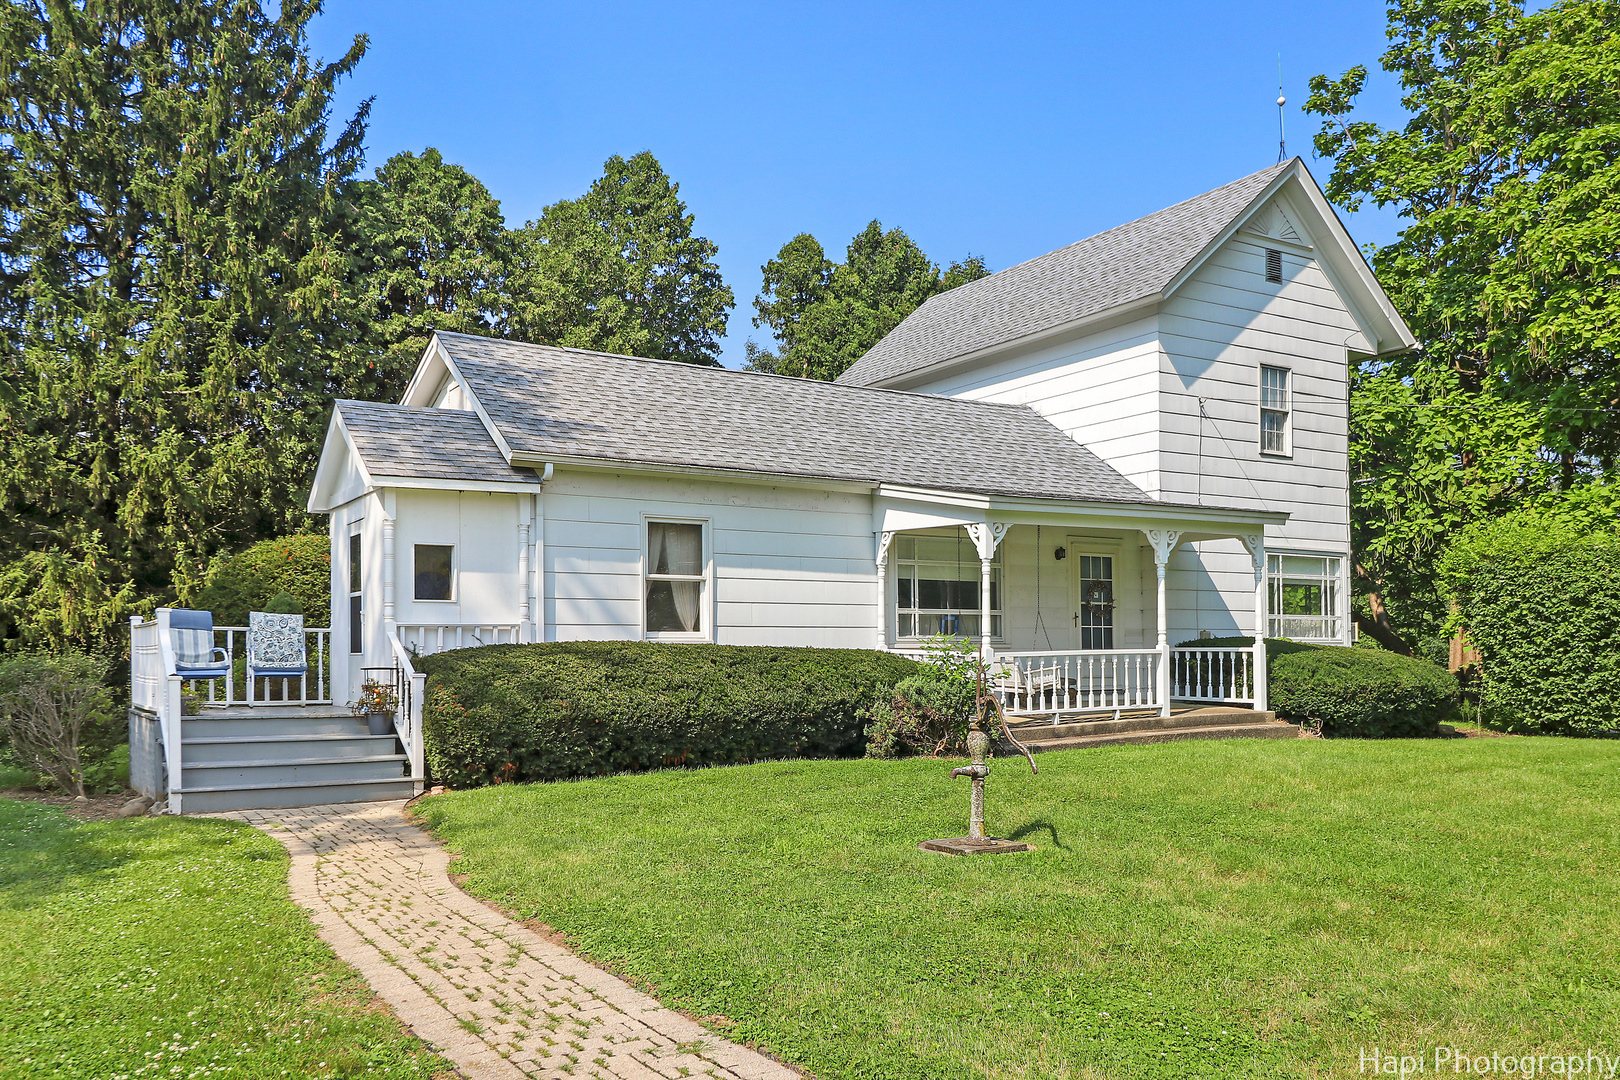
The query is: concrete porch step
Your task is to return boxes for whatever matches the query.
[180,776,419,814]
[1009,708,1278,741]
[182,733,400,763]
[1010,719,1301,754]
[181,754,407,788]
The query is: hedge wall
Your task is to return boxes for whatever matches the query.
[193,534,331,627]
[1441,512,1620,735]
[1186,636,1456,738]
[416,642,922,787]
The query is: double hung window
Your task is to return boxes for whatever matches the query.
[893,532,1001,640]
[645,521,706,636]
[1267,554,1342,640]
[348,531,362,653]
[1260,364,1291,455]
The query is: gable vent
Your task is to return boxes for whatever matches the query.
[1265,248,1283,283]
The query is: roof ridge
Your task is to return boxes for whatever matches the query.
[433,332,1044,414]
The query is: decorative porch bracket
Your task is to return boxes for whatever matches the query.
[874,531,895,650]
[965,522,1012,654]
[1141,529,1183,717]
[1239,532,1269,711]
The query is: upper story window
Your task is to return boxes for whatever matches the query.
[645,521,707,637]
[1265,248,1283,283]
[1260,364,1290,455]
[1268,554,1342,641]
[894,531,1001,640]
[414,544,455,601]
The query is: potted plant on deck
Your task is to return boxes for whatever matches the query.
[351,678,399,736]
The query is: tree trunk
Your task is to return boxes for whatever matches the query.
[1354,585,1413,654]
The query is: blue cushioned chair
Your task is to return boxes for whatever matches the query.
[168,609,231,680]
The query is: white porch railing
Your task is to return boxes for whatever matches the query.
[396,623,521,659]
[994,649,1163,718]
[386,631,428,792]
[129,614,184,812]
[1169,647,1260,705]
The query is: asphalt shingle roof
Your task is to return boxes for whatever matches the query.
[433,333,1154,505]
[837,161,1293,387]
[336,399,543,484]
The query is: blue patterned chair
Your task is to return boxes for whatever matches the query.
[167,609,230,680]
[246,611,307,684]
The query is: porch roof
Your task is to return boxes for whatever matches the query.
[335,399,543,485]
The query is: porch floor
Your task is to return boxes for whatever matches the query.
[1004,705,1299,753]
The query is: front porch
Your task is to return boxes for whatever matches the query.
[872,490,1284,719]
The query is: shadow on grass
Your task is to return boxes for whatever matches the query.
[1006,817,1069,851]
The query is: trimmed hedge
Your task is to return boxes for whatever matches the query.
[193,534,331,627]
[416,642,922,787]
[1185,636,1457,738]
[1440,510,1620,735]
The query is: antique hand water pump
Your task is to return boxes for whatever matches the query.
[924,647,1038,856]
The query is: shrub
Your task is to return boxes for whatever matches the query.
[0,648,119,796]
[417,642,921,787]
[864,636,982,759]
[1182,636,1457,738]
[193,534,330,627]
[1440,509,1620,735]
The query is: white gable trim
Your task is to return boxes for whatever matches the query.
[306,409,377,513]
[1163,161,1415,356]
[398,335,516,463]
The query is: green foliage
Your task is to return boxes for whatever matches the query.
[0,648,119,796]
[0,0,382,649]
[1187,637,1456,737]
[0,802,449,1077]
[416,739,1620,1080]
[1440,507,1620,734]
[864,635,985,758]
[506,152,735,365]
[748,223,989,379]
[1307,0,1620,648]
[193,535,331,627]
[417,642,921,787]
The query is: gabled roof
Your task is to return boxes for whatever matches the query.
[431,333,1155,505]
[336,399,543,484]
[837,158,1411,387]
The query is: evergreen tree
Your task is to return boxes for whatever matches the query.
[749,223,988,379]
[0,0,372,646]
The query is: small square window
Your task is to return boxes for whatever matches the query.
[414,544,454,601]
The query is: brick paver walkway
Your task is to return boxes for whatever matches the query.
[216,800,799,1080]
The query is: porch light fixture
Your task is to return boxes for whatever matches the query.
[1053,546,1067,561]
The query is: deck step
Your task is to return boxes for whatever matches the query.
[1008,708,1277,741]
[181,755,407,788]
[183,714,371,738]
[182,733,400,764]
[179,776,419,814]
[1010,719,1301,753]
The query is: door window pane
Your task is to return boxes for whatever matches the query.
[414,545,454,601]
[1079,554,1115,649]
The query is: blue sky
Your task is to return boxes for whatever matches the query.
[308,1,1412,368]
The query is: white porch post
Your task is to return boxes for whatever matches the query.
[1143,529,1182,717]
[381,514,397,640]
[965,522,1011,656]
[518,515,531,643]
[874,531,894,651]
[1243,532,1269,711]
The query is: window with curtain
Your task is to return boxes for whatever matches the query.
[645,521,705,635]
[1268,553,1342,640]
[893,531,1001,640]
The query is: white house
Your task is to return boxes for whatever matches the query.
[307,157,1414,722]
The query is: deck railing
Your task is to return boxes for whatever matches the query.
[179,626,332,707]
[385,632,427,792]
[129,614,184,811]
[396,622,522,659]
[1168,647,1260,705]
[994,649,1163,718]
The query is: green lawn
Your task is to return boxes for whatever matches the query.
[414,738,1620,1080]
[0,799,449,1079]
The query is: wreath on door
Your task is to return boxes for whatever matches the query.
[1082,579,1115,619]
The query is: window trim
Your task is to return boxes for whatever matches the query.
[1267,550,1344,642]
[412,543,457,603]
[1259,363,1292,458]
[891,529,1005,645]
[641,516,713,642]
